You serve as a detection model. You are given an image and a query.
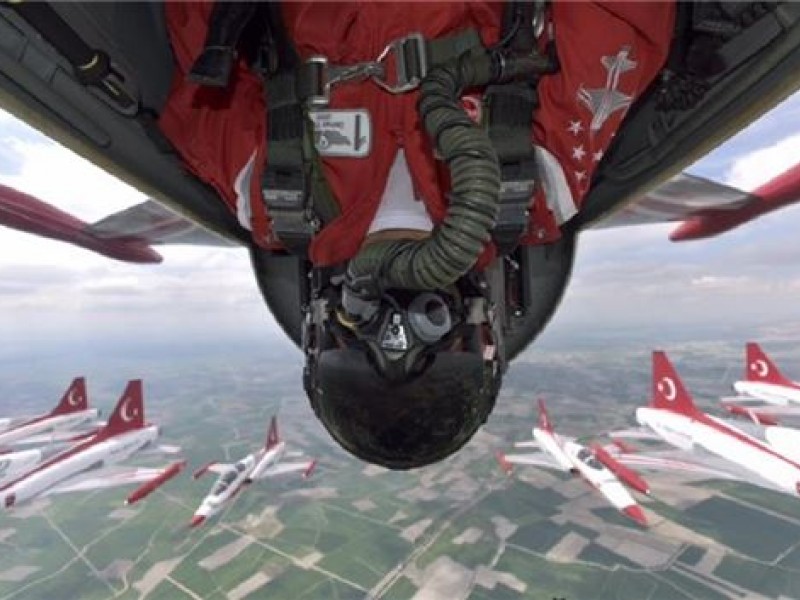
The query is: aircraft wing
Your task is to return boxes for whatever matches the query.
[608,428,663,441]
[501,452,568,472]
[720,398,800,417]
[41,466,166,496]
[0,184,237,265]
[4,151,799,265]
[88,201,237,247]
[612,450,752,483]
[254,460,317,480]
[593,162,800,241]
[9,427,102,448]
[138,444,183,456]
[513,441,541,450]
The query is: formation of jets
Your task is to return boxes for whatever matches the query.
[5,342,800,531]
[0,380,182,508]
[0,380,315,525]
[499,343,800,527]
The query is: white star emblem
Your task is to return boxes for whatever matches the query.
[592,150,604,163]
[567,120,583,136]
[571,145,586,161]
[574,170,587,183]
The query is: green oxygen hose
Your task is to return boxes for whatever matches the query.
[344,50,502,303]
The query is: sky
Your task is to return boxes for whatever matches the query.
[2,91,800,354]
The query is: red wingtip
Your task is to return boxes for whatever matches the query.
[612,439,637,454]
[189,515,206,528]
[303,459,318,479]
[622,505,648,527]
[192,461,216,480]
[495,451,513,475]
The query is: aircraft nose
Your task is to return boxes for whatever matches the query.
[188,514,206,528]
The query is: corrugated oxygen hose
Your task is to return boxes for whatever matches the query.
[344,50,502,298]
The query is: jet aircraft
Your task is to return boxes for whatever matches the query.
[621,351,800,498]
[0,380,184,508]
[189,416,316,527]
[496,399,650,527]
[729,342,800,407]
[0,377,99,448]
[1,4,800,467]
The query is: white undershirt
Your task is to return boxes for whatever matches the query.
[367,150,433,233]
[235,145,580,238]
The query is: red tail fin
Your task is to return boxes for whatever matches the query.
[265,416,279,450]
[537,398,553,432]
[651,352,698,415]
[746,343,791,385]
[103,380,144,435]
[50,377,88,415]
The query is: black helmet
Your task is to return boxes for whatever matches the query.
[303,273,504,470]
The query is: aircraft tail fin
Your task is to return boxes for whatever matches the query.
[537,398,553,433]
[102,380,145,435]
[746,343,792,385]
[265,416,280,450]
[651,352,698,415]
[50,377,88,415]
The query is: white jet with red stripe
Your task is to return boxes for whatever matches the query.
[0,377,99,447]
[189,416,316,527]
[496,399,648,527]
[0,380,182,508]
[636,351,800,497]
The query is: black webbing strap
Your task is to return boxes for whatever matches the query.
[486,1,545,255]
[261,24,484,256]
[259,4,339,256]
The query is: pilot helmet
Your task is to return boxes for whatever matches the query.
[302,270,504,470]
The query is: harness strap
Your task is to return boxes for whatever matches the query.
[486,1,553,255]
[262,27,484,256]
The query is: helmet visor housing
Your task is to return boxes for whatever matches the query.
[307,347,500,470]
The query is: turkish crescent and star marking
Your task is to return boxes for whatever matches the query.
[658,377,677,402]
[67,388,81,407]
[121,395,138,423]
[751,360,770,377]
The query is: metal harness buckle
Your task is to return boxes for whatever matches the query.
[373,33,428,94]
[304,33,428,107]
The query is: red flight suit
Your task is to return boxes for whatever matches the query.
[159,2,675,267]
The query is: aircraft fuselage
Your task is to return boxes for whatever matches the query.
[733,380,800,406]
[0,424,158,507]
[636,407,800,496]
[194,442,285,522]
[0,409,99,446]
[532,427,640,520]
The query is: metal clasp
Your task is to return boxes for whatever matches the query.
[305,56,384,108]
[372,33,428,94]
[303,33,428,106]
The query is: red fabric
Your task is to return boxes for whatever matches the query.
[159,1,675,264]
[524,1,675,243]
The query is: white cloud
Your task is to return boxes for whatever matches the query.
[724,132,800,191]
[4,92,800,348]
[0,112,285,344]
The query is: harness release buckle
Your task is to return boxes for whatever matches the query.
[373,33,428,94]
